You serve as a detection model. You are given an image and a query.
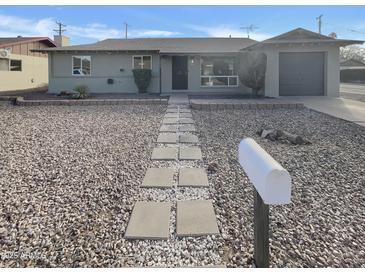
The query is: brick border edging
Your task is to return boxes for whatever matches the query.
[190,102,305,110]
[13,97,169,106]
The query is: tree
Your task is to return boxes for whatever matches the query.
[340,46,365,63]
[238,51,267,97]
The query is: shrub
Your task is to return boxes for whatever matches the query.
[132,69,152,93]
[238,51,267,97]
[72,85,89,99]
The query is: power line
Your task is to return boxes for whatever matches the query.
[240,24,258,39]
[53,21,66,36]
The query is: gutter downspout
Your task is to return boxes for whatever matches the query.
[159,53,162,94]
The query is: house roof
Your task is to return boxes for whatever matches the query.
[0,37,56,48]
[340,58,365,67]
[32,37,257,53]
[243,28,364,50]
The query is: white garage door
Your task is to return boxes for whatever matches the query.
[279,52,325,96]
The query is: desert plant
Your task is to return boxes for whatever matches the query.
[238,51,267,97]
[72,85,89,99]
[132,69,152,93]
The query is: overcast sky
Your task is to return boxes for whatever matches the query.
[0,5,364,45]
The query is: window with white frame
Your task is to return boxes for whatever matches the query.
[0,58,9,71]
[72,56,91,76]
[200,56,238,87]
[133,55,152,69]
[0,59,22,71]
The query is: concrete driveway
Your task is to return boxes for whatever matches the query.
[340,83,365,102]
[284,96,365,127]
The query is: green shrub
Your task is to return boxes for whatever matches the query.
[132,69,152,93]
[72,85,89,99]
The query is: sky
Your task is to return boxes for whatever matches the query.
[0,5,365,45]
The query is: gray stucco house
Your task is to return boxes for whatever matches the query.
[37,28,362,97]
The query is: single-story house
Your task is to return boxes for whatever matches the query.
[36,28,363,97]
[0,37,57,92]
[340,58,365,83]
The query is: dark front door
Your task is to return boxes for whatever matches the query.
[172,56,188,90]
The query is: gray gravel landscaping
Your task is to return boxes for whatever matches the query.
[1,103,364,267]
[193,107,365,267]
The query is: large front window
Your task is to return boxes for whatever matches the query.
[200,56,238,87]
[72,56,91,76]
[133,55,152,69]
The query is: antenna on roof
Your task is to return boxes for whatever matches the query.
[316,14,323,34]
[240,24,258,39]
[54,21,67,36]
[124,22,130,39]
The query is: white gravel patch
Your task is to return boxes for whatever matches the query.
[0,104,224,267]
[193,107,365,267]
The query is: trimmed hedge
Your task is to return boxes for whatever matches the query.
[132,69,152,93]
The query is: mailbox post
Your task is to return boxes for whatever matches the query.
[239,138,292,268]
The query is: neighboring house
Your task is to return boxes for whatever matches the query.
[36,28,363,97]
[0,37,57,92]
[340,58,365,83]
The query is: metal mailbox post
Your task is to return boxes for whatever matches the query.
[238,138,292,267]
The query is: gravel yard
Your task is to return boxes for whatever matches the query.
[193,107,365,267]
[0,104,167,267]
[1,103,364,267]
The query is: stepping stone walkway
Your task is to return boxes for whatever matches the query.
[142,168,175,188]
[157,133,178,144]
[179,147,202,160]
[125,94,219,240]
[151,147,177,160]
[177,200,219,237]
[179,168,209,187]
[125,201,171,240]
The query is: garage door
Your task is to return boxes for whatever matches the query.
[279,52,325,96]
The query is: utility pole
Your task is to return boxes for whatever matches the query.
[124,22,129,39]
[53,21,66,36]
[240,24,258,39]
[316,14,323,34]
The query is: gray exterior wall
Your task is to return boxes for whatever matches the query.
[48,52,160,93]
[161,54,251,94]
[262,44,340,97]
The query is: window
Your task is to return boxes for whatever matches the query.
[72,56,91,76]
[0,59,22,71]
[0,58,9,71]
[10,60,22,71]
[133,55,152,69]
[200,56,238,87]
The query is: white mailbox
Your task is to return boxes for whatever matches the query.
[238,138,292,205]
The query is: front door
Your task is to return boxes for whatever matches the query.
[172,56,188,90]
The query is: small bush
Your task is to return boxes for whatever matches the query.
[72,85,89,99]
[132,69,152,93]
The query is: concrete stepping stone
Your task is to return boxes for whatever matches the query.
[125,201,171,240]
[151,147,177,160]
[160,125,179,132]
[179,168,209,187]
[157,133,178,144]
[179,118,194,124]
[176,200,219,237]
[142,168,175,188]
[180,113,193,118]
[179,147,202,160]
[179,124,196,132]
[164,113,179,118]
[163,118,179,124]
[179,109,191,113]
[166,109,178,113]
[179,134,199,144]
